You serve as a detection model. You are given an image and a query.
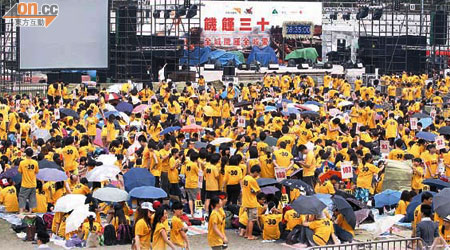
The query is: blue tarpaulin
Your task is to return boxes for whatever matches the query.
[180,47,243,66]
[247,46,278,67]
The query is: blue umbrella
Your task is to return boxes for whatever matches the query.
[276,99,293,108]
[60,108,80,119]
[282,107,300,116]
[123,168,155,192]
[0,166,21,184]
[160,126,181,136]
[418,118,433,129]
[39,159,62,170]
[416,131,437,141]
[265,106,277,112]
[129,186,167,199]
[315,194,333,208]
[37,168,68,182]
[374,189,401,208]
[104,111,120,119]
[116,102,133,113]
[405,191,436,222]
[220,86,241,99]
[423,179,450,190]
[305,100,323,106]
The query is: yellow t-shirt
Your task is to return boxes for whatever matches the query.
[241,175,260,208]
[208,209,225,247]
[389,149,404,160]
[336,214,354,236]
[204,163,219,191]
[135,218,151,250]
[395,200,409,215]
[274,149,292,168]
[0,186,19,212]
[309,219,334,246]
[168,157,179,184]
[223,165,243,186]
[356,163,380,189]
[303,151,317,177]
[33,191,47,213]
[185,161,199,189]
[152,222,167,250]
[170,215,185,247]
[259,154,275,178]
[81,221,102,240]
[285,209,304,231]
[262,214,283,240]
[62,145,79,172]
[86,117,98,136]
[315,180,335,195]
[385,119,398,138]
[18,158,39,188]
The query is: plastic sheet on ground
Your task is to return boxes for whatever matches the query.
[359,214,404,236]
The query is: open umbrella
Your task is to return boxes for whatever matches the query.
[329,108,342,117]
[129,186,167,199]
[416,131,437,141]
[65,204,92,234]
[282,107,301,116]
[280,179,314,194]
[210,137,233,146]
[104,103,117,112]
[301,111,319,118]
[419,118,433,129]
[38,159,62,170]
[93,187,129,202]
[302,104,320,112]
[346,197,368,211]
[412,112,431,119]
[160,126,181,136]
[292,195,326,215]
[256,178,277,187]
[433,188,450,218]
[319,170,342,183]
[305,101,323,106]
[32,129,51,141]
[105,93,121,102]
[123,168,155,192]
[83,96,98,101]
[423,179,450,190]
[105,110,120,119]
[315,194,333,208]
[374,189,401,208]
[260,186,280,195]
[116,102,133,113]
[96,154,117,166]
[265,106,277,112]
[54,194,87,213]
[405,191,436,222]
[86,165,121,182]
[0,166,21,184]
[37,169,67,182]
[332,195,356,228]
[235,101,252,107]
[438,126,450,135]
[133,104,149,114]
[60,108,80,119]
[355,209,375,225]
[181,124,204,133]
[338,101,353,107]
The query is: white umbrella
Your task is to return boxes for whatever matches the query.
[104,103,117,112]
[119,112,130,124]
[107,84,122,94]
[93,187,128,202]
[96,154,117,166]
[130,121,142,129]
[86,165,121,182]
[338,100,353,107]
[329,108,342,117]
[302,104,320,112]
[65,204,94,234]
[210,137,233,145]
[83,96,98,101]
[54,194,86,213]
[32,129,51,141]
[131,96,141,105]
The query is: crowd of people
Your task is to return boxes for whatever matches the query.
[0,71,449,249]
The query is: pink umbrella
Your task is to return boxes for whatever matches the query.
[329,108,342,117]
[105,93,120,102]
[294,104,312,111]
[180,124,204,133]
[132,104,149,113]
[93,128,103,147]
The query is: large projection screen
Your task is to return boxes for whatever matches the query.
[19,0,108,70]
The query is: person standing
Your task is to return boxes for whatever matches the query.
[416,204,439,248]
[134,202,154,250]
[242,165,261,240]
[208,197,227,249]
[170,202,190,249]
[18,148,39,214]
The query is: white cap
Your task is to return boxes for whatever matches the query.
[141,202,155,212]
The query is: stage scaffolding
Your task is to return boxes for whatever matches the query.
[322,0,450,75]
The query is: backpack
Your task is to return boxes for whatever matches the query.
[116,224,133,245]
[103,224,117,246]
[43,213,54,230]
[34,216,47,235]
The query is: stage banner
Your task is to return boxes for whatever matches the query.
[201,1,322,48]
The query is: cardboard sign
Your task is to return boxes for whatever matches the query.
[410,117,418,130]
[351,92,357,101]
[55,109,60,120]
[238,116,245,127]
[343,113,350,124]
[356,123,362,135]
[15,100,20,110]
[324,93,330,102]
[438,160,445,175]
[431,109,436,121]
[188,115,196,125]
[436,135,445,150]
[195,199,203,210]
[380,140,390,154]
[340,161,353,179]
[274,167,287,182]
[198,170,203,189]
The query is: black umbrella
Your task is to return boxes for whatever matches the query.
[60,108,80,119]
[355,208,375,225]
[291,195,326,215]
[280,179,314,194]
[38,159,63,170]
[434,188,450,218]
[412,112,431,119]
[423,179,450,190]
[256,178,278,187]
[345,197,368,211]
[438,126,450,135]
[234,101,252,107]
[335,190,356,200]
[332,195,356,228]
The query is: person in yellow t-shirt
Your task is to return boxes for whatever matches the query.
[134,202,154,250]
[204,154,220,214]
[81,215,102,240]
[299,145,317,188]
[384,114,398,145]
[242,165,261,240]
[62,136,79,173]
[277,126,295,153]
[284,208,304,232]
[170,202,190,249]
[395,191,411,215]
[18,148,39,213]
[223,155,243,205]
[184,152,200,218]
[151,207,176,250]
[315,175,339,195]
[423,144,439,179]
[303,215,336,246]
[33,180,48,213]
[85,110,98,139]
[273,142,293,169]
[411,158,425,194]
[0,179,19,212]
[333,209,354,243]
[356,154,384,203]
[168,149,182,201]
[389,140,405,160]
[261,202,283,240]
[208,196,228,248]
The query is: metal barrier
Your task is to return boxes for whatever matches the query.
[0,83,48,96]
[308,237,424,250]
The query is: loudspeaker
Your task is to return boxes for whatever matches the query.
[60,72,82,83]
[117,6,137,45]
[324,62,333,69]
[238,63,249,70]
[268,64,279,70]
[0,5,5,36]
[47,73,60,84]
[431,11,448,46]
[223,66,235,76]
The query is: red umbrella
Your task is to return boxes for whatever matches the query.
[180,124,204,133]
[319,170,342,183]
[105,93,120,102]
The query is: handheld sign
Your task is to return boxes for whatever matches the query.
[380,140,390,154]
[188,115,196,125]
[274,167,287,182]
[436,136,445,150]
[343,113,350,124]
[340,161,353,179]
[431,109,437,121]
[356,123,362,135]
[197,170,203,189]
[55,109,60,120]
[238,116,245,127]
[410,117,418,130]
[351,92,357,101]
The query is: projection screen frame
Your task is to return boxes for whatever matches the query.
[17,0,110,71]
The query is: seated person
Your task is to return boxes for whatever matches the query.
[261,202,283,240]
[333,208,354,243]
[300,212,339,246]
